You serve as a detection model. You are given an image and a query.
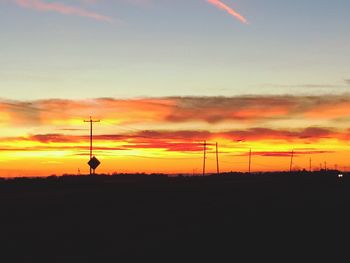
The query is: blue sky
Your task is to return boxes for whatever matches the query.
[1,0,349,99]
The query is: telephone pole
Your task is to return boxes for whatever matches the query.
[309,158,312,173]
[216,142,220,175]
[290,150,294,173]
[84,116,100,175]
[203,140,207,176]
[248,148,252,174]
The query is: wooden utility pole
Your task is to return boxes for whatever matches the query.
[216,142,219,175]
[290,150,294,172]
[248,148,252,174]
[309,158,312,173]
[203,141,207,176]
[84,116,100,175]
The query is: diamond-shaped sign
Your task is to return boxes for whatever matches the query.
[88,156,100,170]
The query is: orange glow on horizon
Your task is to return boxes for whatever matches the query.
[1,135,349,177]
[2,96,350,177]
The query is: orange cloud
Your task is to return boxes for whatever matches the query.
[0,126,346,154]
[305,101,350,119]
[4,95,350,128]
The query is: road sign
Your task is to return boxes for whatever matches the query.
[88,156,100,170]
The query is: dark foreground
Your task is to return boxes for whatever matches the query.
[0,171,349,261]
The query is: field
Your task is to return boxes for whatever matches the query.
[0,172,348,261]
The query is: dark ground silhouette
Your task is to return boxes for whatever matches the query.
[0,171,349,261]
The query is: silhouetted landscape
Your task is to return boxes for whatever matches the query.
[3,0,350,261]
[1,171,349,261]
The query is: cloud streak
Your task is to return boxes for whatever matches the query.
[238,150,334,158]
[207,0,248,24]
[4,95,350,127]
[1,126,347,153]
[14,0,115,23]
[11,0,248,25]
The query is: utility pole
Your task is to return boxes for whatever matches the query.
[248,148,252,174]
[216,142,219,175]
[84,116,100,176]
[324,161,327,171]
[309,158,312,173]
[290,150,294,173]
[203,140,207,176]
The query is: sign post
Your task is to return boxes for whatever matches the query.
[88,156,101,175]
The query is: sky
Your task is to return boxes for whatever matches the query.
[0,0,350,176]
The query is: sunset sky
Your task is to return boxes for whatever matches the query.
[1,0,350,176]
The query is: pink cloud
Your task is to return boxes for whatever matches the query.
[207,0,248,24]
[14,0,115,23]
[11,0,248,25]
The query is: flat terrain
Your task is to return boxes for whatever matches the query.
[0,172,349,261]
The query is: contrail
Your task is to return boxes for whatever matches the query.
[207,0,248,24]
[14,0,115,23]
